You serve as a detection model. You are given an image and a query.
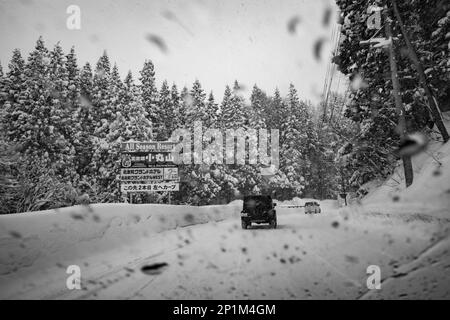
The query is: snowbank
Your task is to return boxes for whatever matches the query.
[0,202,241,276]
[348,115,450,220]
[360,140,450,219]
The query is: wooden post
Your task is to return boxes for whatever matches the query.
[384,9,414,187]
[390,0,449,143]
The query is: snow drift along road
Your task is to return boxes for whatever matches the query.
[0,202,242,277]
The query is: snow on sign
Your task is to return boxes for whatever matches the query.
[120,141,176,153]
[120,182,179,192]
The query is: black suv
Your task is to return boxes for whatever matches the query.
[241,195,277,229]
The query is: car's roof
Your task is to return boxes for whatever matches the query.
[244,195,272,201]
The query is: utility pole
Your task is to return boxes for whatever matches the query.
[391,0,449,142]
[384,8,414,187]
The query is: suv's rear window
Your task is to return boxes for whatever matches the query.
[243,196,272,208]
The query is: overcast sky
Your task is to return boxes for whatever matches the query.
[0,0,340,103]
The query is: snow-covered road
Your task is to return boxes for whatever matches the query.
[2,206,449,300]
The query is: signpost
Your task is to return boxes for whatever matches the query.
[119,141,180,203]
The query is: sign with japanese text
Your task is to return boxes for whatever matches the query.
[119,141,180,194]
[121,182,180,192]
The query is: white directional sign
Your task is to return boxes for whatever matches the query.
[119,141,180,195]
[121,182,180,193]
[119,168,179,182]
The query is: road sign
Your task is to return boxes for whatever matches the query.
[121,182,179,193]
[119,141,180,195]
[119,168,179,182]
[121,141,177,153]
[121,152,175,168]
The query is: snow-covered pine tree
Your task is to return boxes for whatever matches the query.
[170,83,184,131]
[266,88,285,131]
[0,38,81,210]
[185,79,207,126]
[76,61,97,183]
[179,86,190,128]
[79,62,94,132]
[91,69,152,202]
[205,91,219,128]
[219,85,232,129]
[249,85,268,130]
[220,81,262,199]
[65,48,95,190]
[0,61,4,109]
[179,80,226,205]
[12,37,51,161]
[2,49,27,147]
[80,63,93,102]
[277,84,313,198]
[139,60,159,139]
[156,80,172,140]
[91,50,114,139]
[334,0,450,191]
[110,63,124,114]
[47,42,78,181]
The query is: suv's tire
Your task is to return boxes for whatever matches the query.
[270,219,277,229]
[241,220,248,229]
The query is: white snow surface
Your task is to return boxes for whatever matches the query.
[359,118,450,219]
[1,133,450,299]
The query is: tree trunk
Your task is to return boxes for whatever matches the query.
[391,0,449,142]
[385,10,414,187]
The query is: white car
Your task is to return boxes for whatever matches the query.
[304,201,321,214]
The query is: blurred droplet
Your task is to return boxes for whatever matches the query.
[79,94,93,110]
[287,16,301,34]
[313,38,327,60]
[70,213,85,220]
[145,34,169,54]
[141,262,169,275]
[323,7,332,26]
[96,68,106,79]
[345,255,359,264]
[233,82,247,93]
[162,10,176,21]
[184,213,195,223]
[183,93,194,107]
[396,133,428,157]
[89,34,100,43]
[161,10,194,36]
[9,231,22,238]
[350,73,368,91]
